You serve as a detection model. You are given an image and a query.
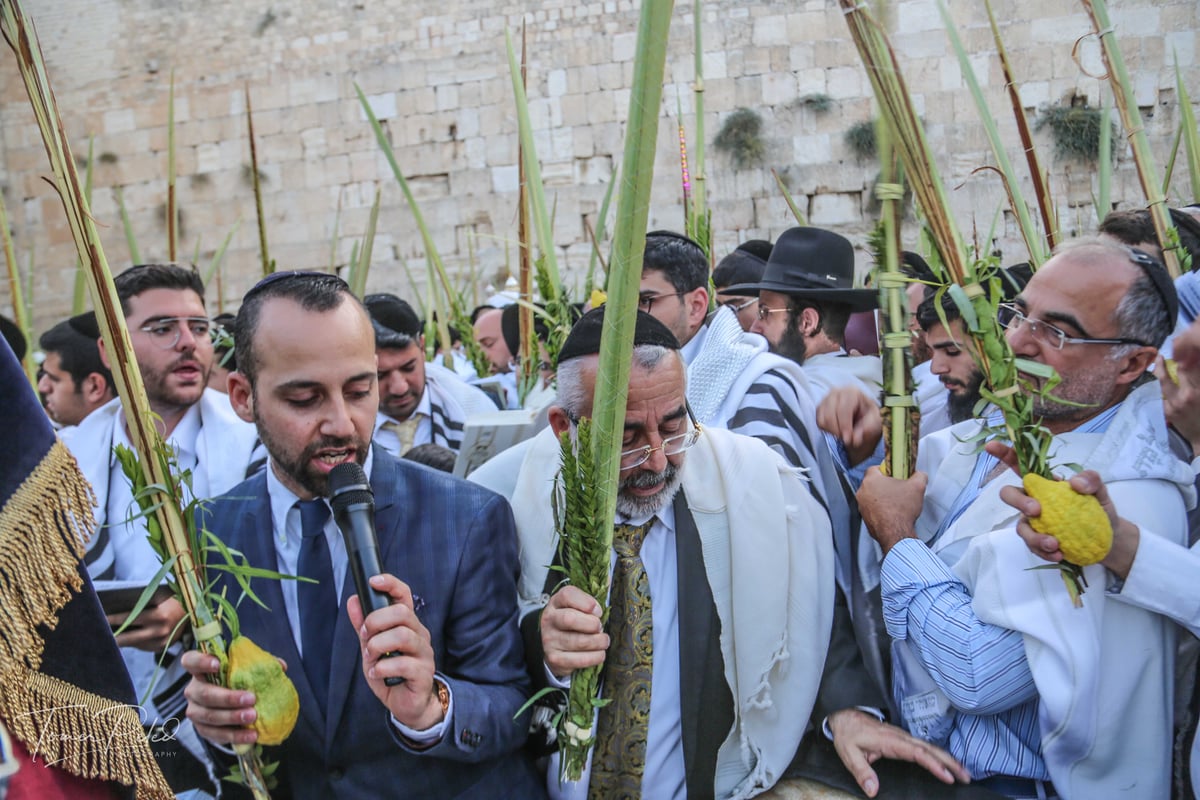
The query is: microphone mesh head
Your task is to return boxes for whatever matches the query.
[329,462,374,514]
[332,488,374,514]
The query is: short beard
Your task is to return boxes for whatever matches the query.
[1028,364,1122,424]
[946,371,985,423]
[254,409,368,497]
[770,324,808,366]
[615,460,683,519]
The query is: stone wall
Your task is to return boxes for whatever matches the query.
[1,0,1197,332]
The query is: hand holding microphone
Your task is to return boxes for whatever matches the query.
[329,462,405,687]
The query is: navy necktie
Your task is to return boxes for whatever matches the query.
[296,498,335,713]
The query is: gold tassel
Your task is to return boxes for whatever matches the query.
[0,440,173,799]
[2,671,173,800]
[0,441,92,671]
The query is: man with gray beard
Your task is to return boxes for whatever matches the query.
[501,308,968,800]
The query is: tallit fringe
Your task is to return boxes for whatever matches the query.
[745,632,791,711]
[2,671,173,800]
[0,440,92,671]
[0,441,171,799]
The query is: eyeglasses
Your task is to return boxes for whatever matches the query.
[755,304,790,322]
[567,405,703,470]
[138,317,213,350]
[719,297,757,314]
[619,407,703,470]
[996,303,1150,350]
[638,292,685,312]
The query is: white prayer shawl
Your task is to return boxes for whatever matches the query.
[684,308,857,588]
[507,426,834,799]
[686,306,820,433]
[421,360,501,449]
[914,381,1195,800]
[801,350,882,405]
[912,361,952,437]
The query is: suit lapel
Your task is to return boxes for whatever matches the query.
[325,453,404,740]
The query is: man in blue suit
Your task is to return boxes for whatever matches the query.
[181,271,543,798]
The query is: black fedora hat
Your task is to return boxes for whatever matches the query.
[723,227,877,312]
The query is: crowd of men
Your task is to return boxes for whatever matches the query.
[5,206,1200,800]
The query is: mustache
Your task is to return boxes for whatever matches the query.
[620,462,678,489]
[301,437,359,458]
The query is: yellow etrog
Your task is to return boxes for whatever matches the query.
[227,636,299,746]
[1022,473,1113,566]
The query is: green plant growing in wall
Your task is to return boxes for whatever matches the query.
[713,107,765,169]
[799,93,834,113]
[845,119,877,161]
[1036,99,1116,162]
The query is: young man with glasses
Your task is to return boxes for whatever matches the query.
[60,263,262,797]
[849,239,1191,799]
[501,308,968,799]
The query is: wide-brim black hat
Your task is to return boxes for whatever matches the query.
[723,227,878,312]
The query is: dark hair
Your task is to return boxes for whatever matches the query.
[234,272,358,384]
[643,230,709,293]
[788,297,852,345]
[1099,210,1159,250]
[470,304,502,324]
[402,443,456,473]
[712,240,770,290]
[915,291,962,332]
[113,263,206,315]
[500,302,550,357]
[38,320,113,390]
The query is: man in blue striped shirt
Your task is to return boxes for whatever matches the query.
[853,240,1192,799]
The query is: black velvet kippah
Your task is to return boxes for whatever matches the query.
[556,306,680,366]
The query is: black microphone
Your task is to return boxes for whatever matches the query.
[328,462,404,686]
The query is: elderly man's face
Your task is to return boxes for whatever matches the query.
[1006,247,1142,432]
[551,352,688,518]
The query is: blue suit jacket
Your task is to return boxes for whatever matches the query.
[198,451,544,799]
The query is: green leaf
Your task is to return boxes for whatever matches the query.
[1012,357,1055,379]
[946,284,979,331]
[110,556,180,637]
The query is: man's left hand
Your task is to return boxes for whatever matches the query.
[827,708,970,798]
[109,596,188,651]
[348,573,443,732]
[857,467,927,554]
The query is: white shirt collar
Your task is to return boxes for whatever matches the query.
[108,397,204,470]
